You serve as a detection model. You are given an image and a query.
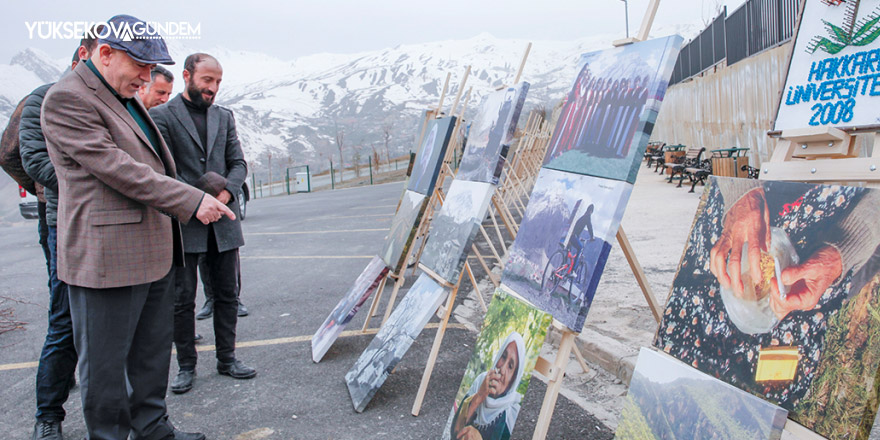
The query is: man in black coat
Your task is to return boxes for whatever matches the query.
[150,53,255,394]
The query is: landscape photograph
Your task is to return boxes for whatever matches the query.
[616,348,788,440]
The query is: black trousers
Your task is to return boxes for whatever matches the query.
[198,252,241,302]
[68,270,176,440]
[174,232,239,369]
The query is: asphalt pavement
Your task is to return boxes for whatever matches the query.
[0,181,613,439]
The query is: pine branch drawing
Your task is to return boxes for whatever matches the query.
[807,1,880,55]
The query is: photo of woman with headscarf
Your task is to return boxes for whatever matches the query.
[450,332,525,440]
[441,292,552,440]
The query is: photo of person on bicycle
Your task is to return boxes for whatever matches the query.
[563,201,595,256]
[500,168,632,332]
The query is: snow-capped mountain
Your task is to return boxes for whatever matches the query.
[0,48,68,128]
[1,25,699,176]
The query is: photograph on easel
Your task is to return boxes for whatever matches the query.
[500,168,633,332]
[344,273,448,413]
[441,291,551,440]
[379,190,428,272]
[419,180,495,284]
[407,116,456,195]
[456,82,530,185]
[774,0,880,131]
[542,35,682,184]
[615,348,788,440]
[311,256,389,363]
[654,177,880,439]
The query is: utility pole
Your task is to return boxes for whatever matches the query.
[621,0,630,38]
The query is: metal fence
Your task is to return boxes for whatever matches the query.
[670,0,799,85]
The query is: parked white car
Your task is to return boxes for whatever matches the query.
[19,185,38,219]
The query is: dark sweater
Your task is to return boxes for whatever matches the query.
[182,96,208,149]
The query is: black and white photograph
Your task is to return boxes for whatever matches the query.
[311,256,389,363]
[456,82,529,184]
[407,117,456,196]
[344,273,448,413]
[419,180,495,284]
[379,190,428,272]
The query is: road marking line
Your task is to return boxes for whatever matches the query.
[0,361,38,371]
[195,323,467,352]
[0,323,469,371]
[242,255,376,260]
[312,213,393,220]
[246,228,388,236]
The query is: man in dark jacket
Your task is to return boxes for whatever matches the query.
[150,53,255,394]
[20,36,99,440]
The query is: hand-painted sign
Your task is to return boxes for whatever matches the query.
[775,0,880,131]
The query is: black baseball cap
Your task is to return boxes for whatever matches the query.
[99,14,175,65]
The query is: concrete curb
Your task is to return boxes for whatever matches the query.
[545,327,640,385]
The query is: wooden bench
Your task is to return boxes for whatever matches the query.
[650,144,684,172]
[684,158,712,192]
[665,146,705,186]
[644,141,664,167]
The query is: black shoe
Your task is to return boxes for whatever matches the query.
[194,333,203,343]
[170,369,195,394]
[32,420,62,440]
[163,428,206,440]
[217,359,256,379]
[237,301,249,317]
[195,299,213,320]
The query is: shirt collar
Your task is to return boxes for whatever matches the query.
[85,59,128,104]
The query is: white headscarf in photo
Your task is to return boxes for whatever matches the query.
[467,331,527,432]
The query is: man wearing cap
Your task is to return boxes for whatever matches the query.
[20,31,100,440]
[41,14,231,440]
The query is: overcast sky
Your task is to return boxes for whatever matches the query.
[5,0,746,63]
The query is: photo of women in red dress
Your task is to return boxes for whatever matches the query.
[542,35,682,184]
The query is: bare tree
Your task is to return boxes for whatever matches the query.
[382,122,393,166]
[702,0,724,25]
[533,104,547,120]
[352,147,362,178]
[334,121,345,183]
[372,145,381,174]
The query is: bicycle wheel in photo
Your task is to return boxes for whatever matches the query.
[569,256,590,306]
[542,250,566,298]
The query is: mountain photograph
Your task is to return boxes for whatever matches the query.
[616,348,788,440]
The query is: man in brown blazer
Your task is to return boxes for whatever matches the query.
[41,15,231,440]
